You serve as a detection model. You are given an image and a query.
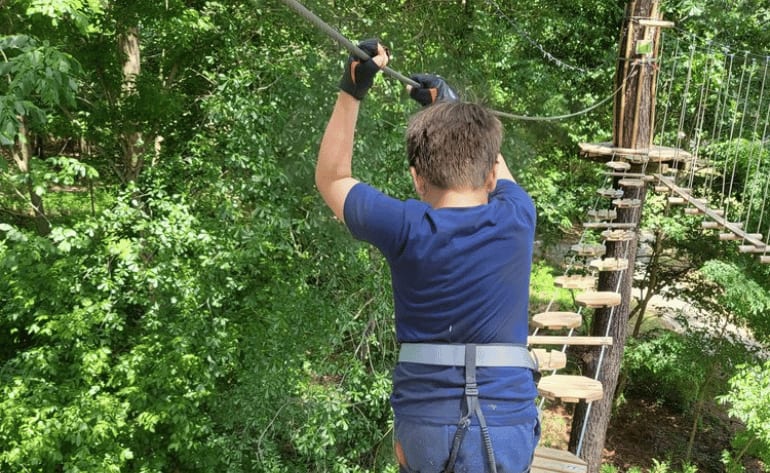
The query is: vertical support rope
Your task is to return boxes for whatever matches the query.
[725,54,755,220]
[753,87,770,240]
[721,53,749,215]
[739,57,770,236]
[706,50,733,195]
[655,35,681,159]
[673,42,696,189]
[687,42,716,192]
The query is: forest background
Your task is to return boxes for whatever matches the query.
[2,0,770,472]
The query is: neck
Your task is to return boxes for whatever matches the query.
[424,187,489,209]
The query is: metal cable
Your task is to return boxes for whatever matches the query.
[278,0,419,87]
[740,58,770,235]
[279,0,631,122]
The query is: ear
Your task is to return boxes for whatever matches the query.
[410,166,426,197]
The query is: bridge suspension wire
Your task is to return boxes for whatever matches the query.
[722,53,752,218]
[675,43,697,160]
[278,0,630,122]
[653,33,681,183]
[753,89,770,244]
[706,51,733,196]
[686,42,717,192]
[739,57,770,239]
[652,29,770,261]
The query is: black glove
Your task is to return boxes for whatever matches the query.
[409,74,459,106]
[339,39,388,100]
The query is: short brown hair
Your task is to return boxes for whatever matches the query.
[406,101,502,189]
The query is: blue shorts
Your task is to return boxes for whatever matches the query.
[394,416,540,473]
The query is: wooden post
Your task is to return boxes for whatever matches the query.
[568,1,662,471]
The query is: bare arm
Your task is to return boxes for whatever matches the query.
[315,45,389,222]
[496,153,517,183]
[315,92,361,222]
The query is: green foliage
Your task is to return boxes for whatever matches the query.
[529,261,575,314]
[699,260,770,340]
[0,34,81,143]
[24,0,104,33]
[601,459,699,473]
[0,188,242,471]
[718,361,770,465]
[624,330,710,411]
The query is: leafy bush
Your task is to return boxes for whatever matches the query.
[718,361,770,468]
[623,330,711,412]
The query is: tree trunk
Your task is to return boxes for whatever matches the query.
[568,184,647,471]
[568,1,661,471]
[12,118,50,236]
[119,25,145,182]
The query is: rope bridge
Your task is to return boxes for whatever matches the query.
[533,19,770,473]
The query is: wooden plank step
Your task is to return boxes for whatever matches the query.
[760,255,770,264]
[531,349,568,371]
[684,207,703,215]
[654,185,672,193]
[537,374,604,402]
[578,142,691,163]
[618,178,645,187]
[612,198,642,208]
[739,245,768,253]
[587,209,617,221]
[532,311,583,329]
[575,291,622,308]
[720,232,762,241]
[668,196,686,205]
[554,275,597,290]
[604,172,654,181]
[528,335,613,346]
[532,447,588,473]
[597,188,624,198]
[605,161,631,171]
[702,221,721,229]
[589,258,629,271]
[601,229,636,241]
[583,222,636,229]
[570,243,606,257]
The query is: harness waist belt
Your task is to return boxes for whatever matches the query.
[398,343,536,370]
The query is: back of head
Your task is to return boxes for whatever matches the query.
[406,101,502,189]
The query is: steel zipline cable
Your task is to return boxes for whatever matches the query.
[278,0,631,122]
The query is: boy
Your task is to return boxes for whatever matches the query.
[316,39,540,473]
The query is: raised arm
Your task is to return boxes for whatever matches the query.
[315,40,389,222]
[496,153,517,183]
[316,93,361,221]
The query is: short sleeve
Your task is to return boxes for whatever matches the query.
[343,183,411,259]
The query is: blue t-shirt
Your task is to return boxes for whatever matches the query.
[343,179,539,425]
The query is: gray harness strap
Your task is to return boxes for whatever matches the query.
[397,343,538,473]
[399,343,536,369]
[446,344,497,473]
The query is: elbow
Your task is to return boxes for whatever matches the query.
[315,163,328,197]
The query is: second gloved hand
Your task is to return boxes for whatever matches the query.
[408,74,459,106]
